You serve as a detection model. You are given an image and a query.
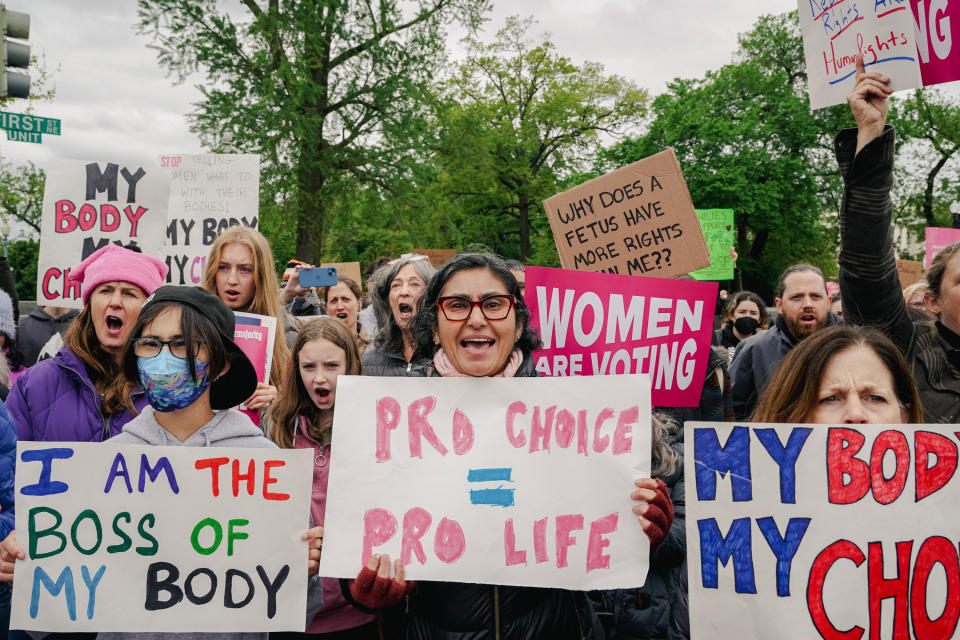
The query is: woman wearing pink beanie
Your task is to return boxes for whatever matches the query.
[6,244,168,444]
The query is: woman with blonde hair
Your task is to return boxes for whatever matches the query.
[203,225,290,412]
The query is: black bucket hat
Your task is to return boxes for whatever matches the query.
[134,286,259,410]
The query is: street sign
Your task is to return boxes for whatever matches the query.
[6,128,38,143]
[0,110,60,135]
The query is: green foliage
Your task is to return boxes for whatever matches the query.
[9,238,38,301]
[0,161,45,234]
[138,0,490,263]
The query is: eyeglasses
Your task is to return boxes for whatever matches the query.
[437,295,515,322]
[133,337,204,359]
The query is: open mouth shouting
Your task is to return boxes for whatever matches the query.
[313,387,332,407]
[397,302,414,321]
[104,313,125,337]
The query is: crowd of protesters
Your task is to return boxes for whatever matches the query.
[0,55,951,640]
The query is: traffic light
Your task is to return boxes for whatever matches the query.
[0,5,29,99]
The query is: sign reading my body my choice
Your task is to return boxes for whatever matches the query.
[161,154,260,286]
[37,160,170,308]
[11,443,312,632]
[319,375,653,590]
[687,421,960,639]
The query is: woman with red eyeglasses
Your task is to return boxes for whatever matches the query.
[339,252,677,640]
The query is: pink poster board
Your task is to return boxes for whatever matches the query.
[525,266,717,407]
[234,311,277,384]
[912,0,959,86]
[924,226,960,269]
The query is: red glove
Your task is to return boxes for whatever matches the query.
[642,478,674,555]
[348,556,414,609]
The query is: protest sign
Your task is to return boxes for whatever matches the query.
[686,421,960,639]
[924,226,960,269]
[37,160,170,307]
[798,0,922,109]
[690,209,735,281]
[911,0,959,86]
[412,249,457,269]
[320,262,362,286]
[235,312,277,384]
[896,258,923,288]
[525,266,717,408]
[544,150,710,279]
[161,154,260,285]
[319,374,653,590]
[11,442,312,632]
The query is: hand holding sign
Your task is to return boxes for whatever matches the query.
[847,54,892,154]
[631,478,674,555]
[349,554,414,608]
[0,528,22,582]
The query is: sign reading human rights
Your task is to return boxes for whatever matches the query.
[11,443,312,632]
[687,421,960,639]
[319,375,653,590]
[161,154,260,285]
[37,160,170,307]
[525,266,717,408]
[544,150,710,279]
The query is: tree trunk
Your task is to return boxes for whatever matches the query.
[517,192,531,261]
[925,154,950,227]
[296,161,327,264]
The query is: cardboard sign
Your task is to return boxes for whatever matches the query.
[11,442,312,632]
[799,0,922,109]
[544,150,709,279]
[911,0,959,86]
[412,249,457,269]
[687,421,960,639]
[690,209,735,281]
[161,154,260,286]
[319,375,653,589]
[525,266,717,408]
[320,262,362,287]
[896,258,923,288]
[37,160,171,308]
[235,312,278,385]
[924,226,960,269]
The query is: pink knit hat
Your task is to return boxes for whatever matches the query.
[71,245,169,305]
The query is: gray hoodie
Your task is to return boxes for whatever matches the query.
[98,407,324,640]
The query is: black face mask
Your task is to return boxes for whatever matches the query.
[733,316,760,336]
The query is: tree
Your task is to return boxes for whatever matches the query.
[0,161,44,234]
[137,0,489,262]
[601,12,852,298]
[425,17,648,262]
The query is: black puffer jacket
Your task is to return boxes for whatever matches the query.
[361,344,424,377]
[392,352,604,640]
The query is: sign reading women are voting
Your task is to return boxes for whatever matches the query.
[525,266,717,407]
[37,159,170,308]
[319,375,652,590]
[11,443,312,632]
[687,421,960,639]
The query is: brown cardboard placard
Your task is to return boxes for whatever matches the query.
[544,149,709,278]
[412,248,457,269]
[322,262,362,286]
[895,259,923,289]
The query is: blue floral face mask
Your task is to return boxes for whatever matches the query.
[137,350,211,412]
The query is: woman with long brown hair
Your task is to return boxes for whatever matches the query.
[202,225,290,412]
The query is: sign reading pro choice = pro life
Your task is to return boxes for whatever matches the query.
[11,443,312,632]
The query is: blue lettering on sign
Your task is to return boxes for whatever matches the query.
[20,448,74,496]
[756,517,811,597]
[30,566,76,620]
[698,517,756,593]
[694,427,752,501]
[754,428,812,504]
[138,454,179,493]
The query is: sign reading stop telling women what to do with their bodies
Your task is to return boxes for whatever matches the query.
[37,160,170,307]
[319,375,653,590]
[525,266,717,408]
[161,154,260,285]
[799,0,959,109]
[687,421,960,639]
[544,149,710,279]
[11,443,312,632]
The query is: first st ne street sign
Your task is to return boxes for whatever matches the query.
[0,110,62,144]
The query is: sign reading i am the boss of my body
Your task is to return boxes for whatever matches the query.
[319,375,653,590]
[11,443,312,632]
[687,421,960,639]
[37,160,170,307]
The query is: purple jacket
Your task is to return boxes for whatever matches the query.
[7,346,146,443]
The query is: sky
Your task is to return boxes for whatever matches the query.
[3,0,802,172]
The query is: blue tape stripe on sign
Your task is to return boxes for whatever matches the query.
[468,467,512,482]
[469,488,515,507]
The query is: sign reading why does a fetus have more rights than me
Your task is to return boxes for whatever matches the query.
[11,443,312,632]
